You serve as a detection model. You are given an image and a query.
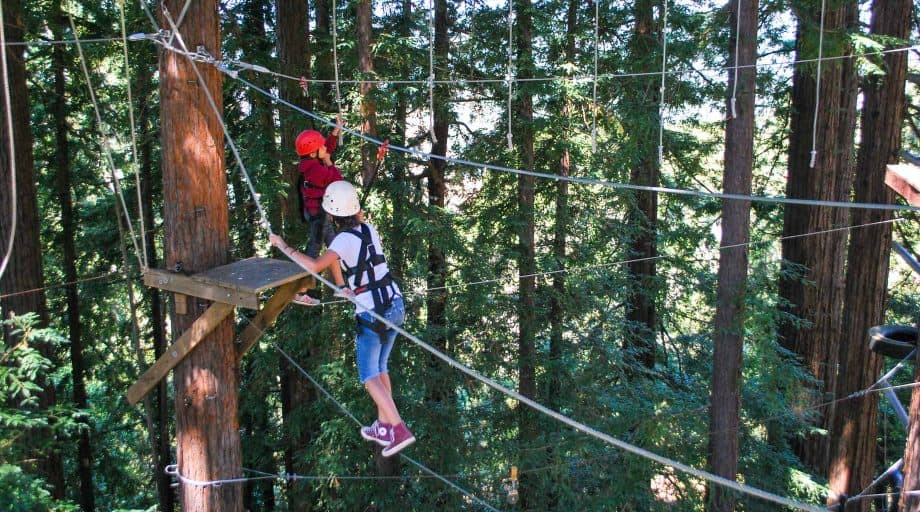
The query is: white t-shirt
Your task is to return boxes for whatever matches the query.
[327,222,401,313]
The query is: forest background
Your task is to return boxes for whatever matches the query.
[2,0,920,511]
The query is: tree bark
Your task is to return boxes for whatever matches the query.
[159,1,242,509]
[623,0,659,370]
[707,1,757,510]
[514,0,538,507]
[357,0,379,186]
[0,0,64,497]
[314,0,334,109]
[53,2,94,508]
[780,0,859,473]
[830,1,910,508]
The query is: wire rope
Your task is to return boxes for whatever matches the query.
[0,0,17,281]
[809,0,827,168]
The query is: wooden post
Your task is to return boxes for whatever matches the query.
[159,0,242,509]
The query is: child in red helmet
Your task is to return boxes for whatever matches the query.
[294,119,345,305]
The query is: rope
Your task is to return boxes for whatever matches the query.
[657,0,669,165]
[159,9,272,237]
[0,0,17,281]
[228,44,920,86]
[332,0,343,146]
[591,0,599,153]
[428,0,438,144]
[2,36,124,46]
[68,13,145,268]
[506,0,513,151]
[118,0,148,269]
[809,0,827,168]
[217,69,920,213]
[0,272,123,299]
[729,0,742,119]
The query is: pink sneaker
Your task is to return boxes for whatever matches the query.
[381,422,415,457]
[360,420,391,447]
[293,293,321,306]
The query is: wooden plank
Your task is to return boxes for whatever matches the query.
[144,268,259,310]
[237,278,308,357]
[127,302,235,405]
[192,257,312,294]
[886,163,920,206]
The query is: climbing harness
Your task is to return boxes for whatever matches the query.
[339,223,399,338]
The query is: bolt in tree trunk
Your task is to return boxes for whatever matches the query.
[52,2,94,508]
[706,1,756,510]
[0,0,64,497]
[514,0,538,507]
[158,1,242,509]
[623,0,659,370]
[828,0,911,508]
[780,0,858,473]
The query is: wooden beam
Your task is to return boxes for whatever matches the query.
[886,163,920,206]
[237,278,308,357]
[127,301,235,405]
[144,268,259,310]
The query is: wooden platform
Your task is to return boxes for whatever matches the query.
[128,257,313,405]
[143,257,312,310]
[886,163,920,206]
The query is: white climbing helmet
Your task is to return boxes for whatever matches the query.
[323,180,361,217]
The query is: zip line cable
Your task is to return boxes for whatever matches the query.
[809,0,827,169]
[0,0,18,281]
[591,0,599,152]
[118,0,148,269]
[209,65,920,213]
[68,14,145,268]
[0,272,124,299]
[657,0,669,165]
[428,0,438,144]
[729,0,742,119]
[332,0,344,146]
[3,37,125,46]
[505,0,514,151]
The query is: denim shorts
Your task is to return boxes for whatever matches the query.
[355,296,405,384]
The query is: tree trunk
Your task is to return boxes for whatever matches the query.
[159,1,242,509]
[780,0,858,473]
[623,0,659,370]
[828,0,911,507]
[514,0,538,507]
[53,2,94,508]
[137,48,176,511]
[0,0,64,497]
[902,348,920,510]
[277,0,311,237]
[314,0,333,109]
[388,0,412,281]
[706,1,757,510]
[357,0,378,186]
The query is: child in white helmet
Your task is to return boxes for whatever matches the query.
[270,181,415,457]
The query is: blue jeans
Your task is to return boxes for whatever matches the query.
[355,297,405,384]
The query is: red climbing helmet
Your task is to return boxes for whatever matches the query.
[295,130,325,156]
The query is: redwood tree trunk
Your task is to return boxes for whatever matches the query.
[779,0,859,473]
[707,0,757,510]
[159,1,242,509]
[829,0,910,507]
[0,0,64,497]
[53,2,94,508]
[514,0,538,507]
[624,0,659,370]
[357,0,378,185]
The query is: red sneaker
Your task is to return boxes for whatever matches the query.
[381,422,415,457]
[360,420,391,447]
[293,293,321,306]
